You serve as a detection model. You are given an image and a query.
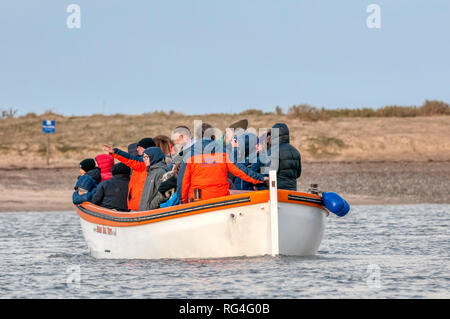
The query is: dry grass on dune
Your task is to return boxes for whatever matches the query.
[0,110,449,168]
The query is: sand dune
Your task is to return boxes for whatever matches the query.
[0,114,449,168]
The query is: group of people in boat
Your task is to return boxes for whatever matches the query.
[72,120,302,212]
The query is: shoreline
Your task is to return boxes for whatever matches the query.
[1,160,449,212]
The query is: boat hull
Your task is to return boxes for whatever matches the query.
[76,189,327,259]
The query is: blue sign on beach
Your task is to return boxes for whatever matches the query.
[42,120,55,133]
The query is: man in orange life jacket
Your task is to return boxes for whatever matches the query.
[180,134,268,204]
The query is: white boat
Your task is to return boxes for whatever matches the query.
[75,171,331,259]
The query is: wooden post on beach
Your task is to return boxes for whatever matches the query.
[46,134,50,166]
[42,120,55,166]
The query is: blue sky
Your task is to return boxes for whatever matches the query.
[1,0,449,116]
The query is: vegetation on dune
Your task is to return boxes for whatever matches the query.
[305,136,347,158]
[287,104,330,122]
[238,100,449,121]
[323,100,450,118]
[0,100,449,166]
[2,99,448,121]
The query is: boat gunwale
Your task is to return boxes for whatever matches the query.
[76,190,325,227]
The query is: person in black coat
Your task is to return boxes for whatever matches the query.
[269,123,302,191]
[91,163,131,211]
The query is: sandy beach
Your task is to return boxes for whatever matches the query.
[1,160,448,212]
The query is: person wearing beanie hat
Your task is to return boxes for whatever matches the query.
[137,138,155,155]
[91,162,131,212]
[79,159,96,173]
[79,158,101,184]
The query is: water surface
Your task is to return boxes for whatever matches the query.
[0,205,448,298]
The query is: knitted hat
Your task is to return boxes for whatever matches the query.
[137,138,155,149]
[79,158,96,172]
[111,162,131,176]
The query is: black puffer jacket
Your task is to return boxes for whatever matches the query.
[91,163,130,211]
[270,123,301,190]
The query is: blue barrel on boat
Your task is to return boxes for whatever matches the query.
[322,192,350,217]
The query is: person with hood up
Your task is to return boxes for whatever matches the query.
[72,174,97,205]
[139,147,169,211]
[149,162,181,209]
[248,131,272,191]
[79,158,102,184]
[91,163,131,211]
[103,137,155,211]
[95,154,114,182]
[232,132,262,191]
[268,123,302,191]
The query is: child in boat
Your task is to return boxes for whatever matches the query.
[139,147,169,211]
[95,154,114,182]
[79,158,101,184]
[72,174,97,205]
[91,163,131,211]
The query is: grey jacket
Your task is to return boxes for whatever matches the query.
[139,161,169,211]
